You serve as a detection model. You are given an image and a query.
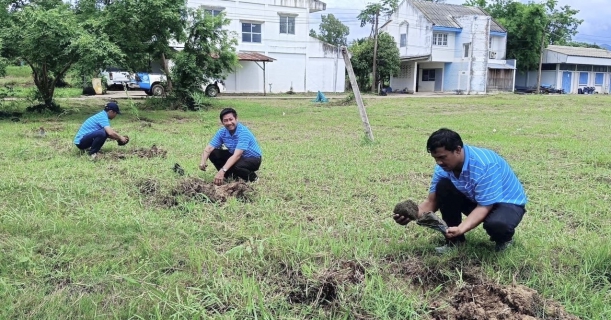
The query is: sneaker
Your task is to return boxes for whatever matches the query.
[494,240,513,252]
[90,153,98,161]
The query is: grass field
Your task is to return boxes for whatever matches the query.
[0,66,83,99]
[1,94,610,319]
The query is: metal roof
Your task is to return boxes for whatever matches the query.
[488,63,515,70]
[411,1,506,33]
[238,52,276,62]
[546,45,611,59]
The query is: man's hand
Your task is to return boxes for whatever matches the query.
[446,226,465,238]
[199,162,207,171]
[393,214,414,225]
[214,170,225,186]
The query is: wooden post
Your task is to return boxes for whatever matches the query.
[536,31,545,94]
[341,46,374,141]
[263,61,266,96]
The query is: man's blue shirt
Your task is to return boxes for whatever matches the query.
[429,144,527,206]
[209,123,262,158]
[74,111,110,144]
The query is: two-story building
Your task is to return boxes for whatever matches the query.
[381,0,516,94]
[515,45,611,94]
[185,0,345,94]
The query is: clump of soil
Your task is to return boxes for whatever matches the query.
[172,177,254,203]
[108,145,167,160]
[287,260,366,306]
[430,282,579,319]
[393,199,420,220]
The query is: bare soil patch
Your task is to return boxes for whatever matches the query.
[107,145,167,160]
[383,255,578,319]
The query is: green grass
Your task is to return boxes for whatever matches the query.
[1,94,611,319]
[1,66,83,99]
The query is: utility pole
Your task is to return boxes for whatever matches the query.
[371,9,379,93]
[536,30,546,94]
[342,46,374,142]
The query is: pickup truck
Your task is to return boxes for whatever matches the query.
[135,73,226,97]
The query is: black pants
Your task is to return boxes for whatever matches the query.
[209,149,261,182]
[76,129,108,155]
[436,178,525,244]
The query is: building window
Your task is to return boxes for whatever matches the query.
[579,72,589,85]
[559,64,576,71]
[577,65,592,72]
[595,73,604,85]
[422,69,435,81]
[541,64,556,71]
[205,9,223,16]
[433,33,447,46]
[400,33,407,47]
[463,43,470,58]
[279,16,295,34]
[242,23,262,43]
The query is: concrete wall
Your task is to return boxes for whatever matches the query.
[390,61,415,92]
[489,35,506,60]
[431,32,457,62]
[418,62,444,92]
[455,16,490,93]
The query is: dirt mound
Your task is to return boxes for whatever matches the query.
[393,199,420,220]
[108,145,167,160]
[287,260,366,306]
[172,178,254,203]
[430,282,579,320]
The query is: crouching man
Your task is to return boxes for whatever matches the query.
[73,102,128,160]
[394,128,528,253]
[199,108,262,185]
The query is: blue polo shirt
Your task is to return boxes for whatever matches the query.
[74,111,110,144]
[429,144,527,206]
[209,123,262,158]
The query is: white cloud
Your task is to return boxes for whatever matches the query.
[314,0,611,45]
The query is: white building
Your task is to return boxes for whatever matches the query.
[381,0,516,94]
[187,0,345,94]
[516,45,611,94]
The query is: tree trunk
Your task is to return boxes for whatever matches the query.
[371,10,379,93]
[161,52,173,92]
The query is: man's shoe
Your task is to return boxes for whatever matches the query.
[495,240,513,252]
[90,153,98,161]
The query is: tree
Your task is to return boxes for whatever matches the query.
[357,0,399,92]
[566,41,603,49]
[314,14,349,47]
[1,4,123,111]
[171,8,238,106]
[349,33,400,92]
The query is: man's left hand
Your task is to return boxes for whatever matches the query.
[446,226,465,238]
[214,171,225,186]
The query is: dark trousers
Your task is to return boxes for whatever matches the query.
[75,129,108,155]
[209,149,261,182]
[436,178,526,244]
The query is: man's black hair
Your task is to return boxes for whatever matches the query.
[219,108,237,121]
[426,128,463,153]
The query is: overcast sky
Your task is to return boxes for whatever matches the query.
[311,0,611,46]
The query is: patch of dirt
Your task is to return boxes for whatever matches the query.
[287,260,366,307]
[430,282,579,320]
[393,199,420,220]
[382,255,577,319]
[107,145,167,160]
[172,178,254,203]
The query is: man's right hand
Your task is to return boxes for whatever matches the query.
[393,214,413,225]
[199,162,207,171]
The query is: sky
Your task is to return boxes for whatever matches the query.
[310,0,611,47]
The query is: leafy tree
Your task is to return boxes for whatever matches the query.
[313,14,349,47]
[463,0,582,71]
[349,33,400,91]
[1,4,123,111]
[309,29,317,38]
[171,9,237,107]
[565,41,603,49]
[357,0,399,36]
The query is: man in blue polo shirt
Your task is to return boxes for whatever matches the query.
[74,102,129,160]
[393,128,527,253]
[199,108,262,185]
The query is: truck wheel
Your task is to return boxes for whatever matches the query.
[205,85,219,97]
[151,84,165,96]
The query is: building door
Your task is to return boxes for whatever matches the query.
[562,71,572,93]
[434,68,443,92]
